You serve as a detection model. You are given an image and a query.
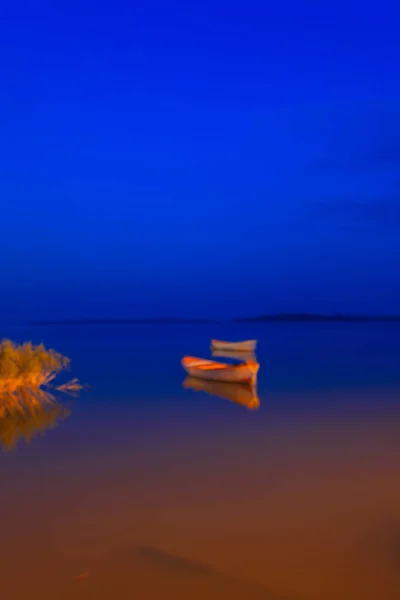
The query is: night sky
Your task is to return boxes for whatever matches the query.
[1,1,399,320]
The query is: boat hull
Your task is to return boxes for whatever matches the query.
[211,339,257,352]
[211,348,256,362]
[181,356,259,384]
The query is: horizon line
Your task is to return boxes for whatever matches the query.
[25,313,400,326]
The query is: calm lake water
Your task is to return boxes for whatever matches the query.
[1,322,400,600]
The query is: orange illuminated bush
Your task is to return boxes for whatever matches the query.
[0,340,71,390]
[0,341,82,450]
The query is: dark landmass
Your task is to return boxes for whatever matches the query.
[28,314,400,325]
[233,313,400,322]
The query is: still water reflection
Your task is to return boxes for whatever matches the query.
[0,388,71,451]
[183,376,260,410]
[1,323,400,599]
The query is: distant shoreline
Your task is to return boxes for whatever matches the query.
[27,314,400,326]
[233,314,400,322]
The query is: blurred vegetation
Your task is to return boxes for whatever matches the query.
[0,340,83,450]
[0,387,70,451]
[0,339,74,389]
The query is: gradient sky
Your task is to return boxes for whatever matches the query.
[1,0,399,320]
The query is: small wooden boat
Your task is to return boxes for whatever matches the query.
[181,356,259,385]
[183,376,260,410]
[211,339,257,352]
[211,348,257,363]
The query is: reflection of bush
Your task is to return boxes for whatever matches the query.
[0,388,70,451]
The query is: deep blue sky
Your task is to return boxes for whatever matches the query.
[1,1,399,320]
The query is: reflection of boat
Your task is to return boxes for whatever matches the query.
[182,356,259,384]
[212,348,257,362]
[0,388,71,451]
[183,376,260,410]
[211,339,257,352]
